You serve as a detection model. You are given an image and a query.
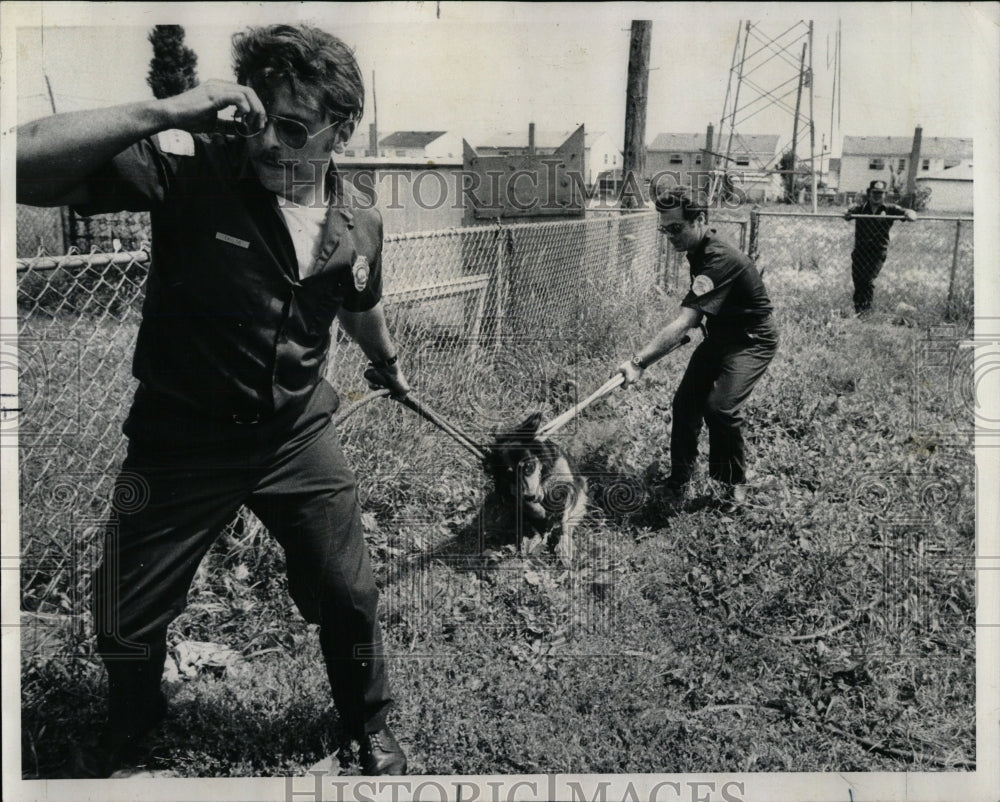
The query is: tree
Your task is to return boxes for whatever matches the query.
[147,25,198,100]
[899,185,932,212]
[777,150,811,203]
[888,162,907,197]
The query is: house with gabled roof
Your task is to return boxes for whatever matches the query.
[825,157,841,191]
[916,161,973,213]
[839,135,973,198]
[378,131,463,161]
[342,130,463,162]
[647,131,782,202]
[476,129,618,187]
[336,129,465,232]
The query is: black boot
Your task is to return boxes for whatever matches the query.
[67,693,167,778]
[359,726,407,775]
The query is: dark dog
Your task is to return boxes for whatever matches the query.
[486,412,588,565]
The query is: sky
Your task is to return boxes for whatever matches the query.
[9,2,999,160]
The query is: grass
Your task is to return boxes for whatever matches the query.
[17,226,976,778]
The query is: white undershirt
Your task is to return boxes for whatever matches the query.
[278,202,328,279]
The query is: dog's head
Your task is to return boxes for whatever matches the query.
[487,411,549,520]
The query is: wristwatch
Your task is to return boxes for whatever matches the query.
[370,354,398,370]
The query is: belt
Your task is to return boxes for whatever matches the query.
[133,384,278,426]
[130,381,334,430]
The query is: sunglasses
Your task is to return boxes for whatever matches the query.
[234,113,344,150]
[658,223,687,236]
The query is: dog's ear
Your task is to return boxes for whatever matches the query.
[518,411,544,435]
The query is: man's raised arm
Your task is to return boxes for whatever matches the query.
[17,80,266,207]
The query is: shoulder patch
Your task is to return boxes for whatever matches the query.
[351,255,371,292]
[691,274,714,296]
[156,129,195,157]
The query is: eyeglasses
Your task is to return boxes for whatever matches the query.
[234,113,344,150]
[658,223,687,236]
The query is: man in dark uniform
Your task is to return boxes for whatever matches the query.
[617,187,778,510]
[17,24,408,777]
[844,179,917,315]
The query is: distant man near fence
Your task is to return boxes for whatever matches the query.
[844,179,917,315]
[616,186,777,512]
[17,23,409,778]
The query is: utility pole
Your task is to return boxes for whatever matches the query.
[808,22,817,213]
[622,20,651,209]
[790,42,807,202]
[906,125,923,200]
[829,21,839,151]
[820,132,826,190]
[369,70,379,156]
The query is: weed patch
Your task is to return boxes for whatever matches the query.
[19,254,975,777]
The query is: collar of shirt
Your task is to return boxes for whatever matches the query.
[234,146,358,275]
[278,202,328,278]
[686,228,717,266]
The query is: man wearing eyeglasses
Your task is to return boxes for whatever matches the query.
[616,186,777,512]
[17,24,408,777]
[844,179,917,316]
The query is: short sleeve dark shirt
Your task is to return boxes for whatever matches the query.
[681,229,772,341]
[848,199,908,253]
[72,131,384,420]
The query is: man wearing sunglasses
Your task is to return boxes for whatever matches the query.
[17,24,408,777]
[616,186,777,512]
[844,179,917,316]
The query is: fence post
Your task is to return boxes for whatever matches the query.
[469,281,487,361]
[59,208,73,254]
[64,207,79,251]
[606,216,619,291]
[494,222,507,348]
[748,209,760,265]
[946,219,962,320]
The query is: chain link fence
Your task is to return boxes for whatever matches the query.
[748,211,974,323]
[16,205,153,257]
[15,206,67,257]
[658,215,748,294]
[13,207,975,660]
[14,210,665,654]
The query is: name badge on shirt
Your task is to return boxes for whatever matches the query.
[692,274,714,296]
[352,255,370,292]
[216,232,250,249]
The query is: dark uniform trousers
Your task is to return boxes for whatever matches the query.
[670,319,778,486]
[93,380,391,742]
[851,246,888,313]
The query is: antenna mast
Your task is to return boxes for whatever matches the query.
[716,20,817,209]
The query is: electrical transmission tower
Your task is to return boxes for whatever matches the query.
[715,20,823,210]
